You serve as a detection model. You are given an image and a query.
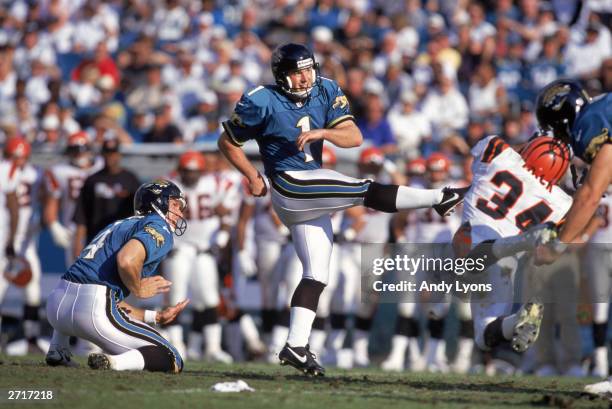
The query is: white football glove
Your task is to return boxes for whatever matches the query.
[238,250,257,278]
[214,230,230,248]
[277,224,291,238]
[49,221,72,249]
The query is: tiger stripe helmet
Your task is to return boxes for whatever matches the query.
[520,136,571,188]
[4,137,31,159]
[178,150,206,171]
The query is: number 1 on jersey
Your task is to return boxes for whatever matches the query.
[296,116,314,162]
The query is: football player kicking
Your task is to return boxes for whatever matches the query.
[218,43,467,376]
[45,180,189,373]
[527,80,612,396]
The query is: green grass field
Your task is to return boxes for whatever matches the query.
[0,355,609,409]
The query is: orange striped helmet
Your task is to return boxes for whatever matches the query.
[426,152,450,173]
[359,146,384,165]
[406,157,427,176]
[178,150,206,171]
[4,137,31,159]
[66,131,91,154]
[520,136,571,188]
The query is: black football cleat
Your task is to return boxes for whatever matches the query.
[279,343,325,376]
[433,186,470,216]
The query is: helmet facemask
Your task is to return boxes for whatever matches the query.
[282,64,319,100]
[151,196,187,236]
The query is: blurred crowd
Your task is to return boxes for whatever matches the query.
[0,0,609,162]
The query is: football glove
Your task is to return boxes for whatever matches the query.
[49,221,72,249]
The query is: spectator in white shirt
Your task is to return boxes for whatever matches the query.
[152,0,190,43]
[388,90,431,159]
[468,62,507,119]
[421,64,469,142]
[564,22,612,80]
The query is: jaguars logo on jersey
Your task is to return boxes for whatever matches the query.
[144,226,165,247]
[584,128,611,163]
[230,112,245,128]
[332,95,348,109]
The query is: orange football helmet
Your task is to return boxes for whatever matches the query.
[520,136,571,188]
[4,256,32,288]
[322,145,337,167]
[4,137,31,159]
[178,151,206,171]
[359,147,384,165]
[426,152,450,173]
[406,157,427,176]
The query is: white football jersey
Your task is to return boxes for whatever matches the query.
[217,169,244,226]
[412,207,462,244]
[172,173,225,251]
[45,161,101,227]
[463,135,572,243]
[253,194,285,243]
[348,208,391,243]
[14,163,44,247]
[0,159,20,197]
[591,186,612,244]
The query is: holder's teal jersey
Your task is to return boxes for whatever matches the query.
[63,214,174,301]
[572,93,612,163]
[222,77,353,176]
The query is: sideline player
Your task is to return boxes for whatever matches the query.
[3,138,47,354]
[44,131,101,266]
[45,179,189,373]
[218,42,467,376]
[164,151,233,363]
[0,139,21,344]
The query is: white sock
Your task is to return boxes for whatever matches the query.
[388,335,409,361]
[239,314,262,349]
[204,323,222,353]
[353,329,369,358]
[328,329,346,351]
[187,331,203,353]
[270,325,289,355]
[309,329,326,356]
[396,186,443,210]
[167,325,184,346]
[109,349,145,371]
[594,347,609,376]
[456,337,474,361]
[501,314,519,340]
[286,307,316,347]
[437,340,448,364]
[408,337,422,364]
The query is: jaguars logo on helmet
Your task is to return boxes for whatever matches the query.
[535,79,591,143]
[134,179,187,236]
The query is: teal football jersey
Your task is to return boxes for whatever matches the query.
[222,77,353,176]
[63,214,174,301]
[572,93,612,163]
